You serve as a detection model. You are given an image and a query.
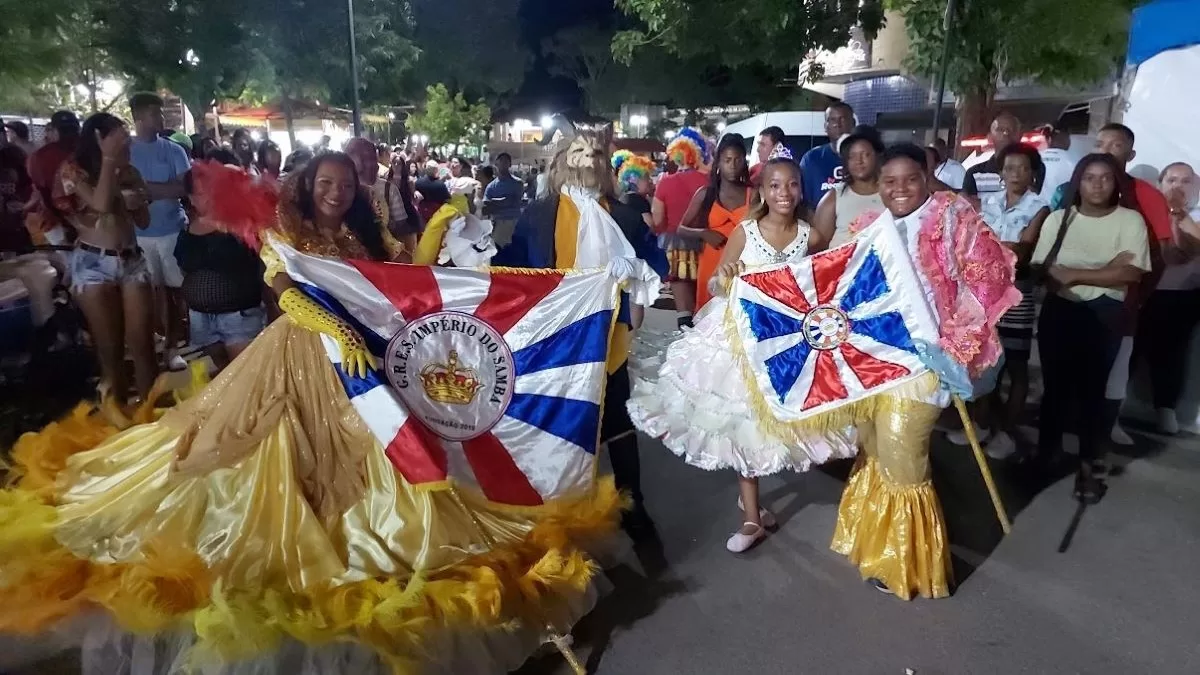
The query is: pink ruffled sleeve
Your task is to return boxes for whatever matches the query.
[935,195,1021,377]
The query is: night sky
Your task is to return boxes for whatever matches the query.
[504,0,617,117]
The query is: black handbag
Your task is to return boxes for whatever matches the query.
[1030,209,1076,291]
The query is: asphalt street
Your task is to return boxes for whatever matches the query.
[514,311,1200,675]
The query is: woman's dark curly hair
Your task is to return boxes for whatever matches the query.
[296,152,387,260]
[76,113,127,184]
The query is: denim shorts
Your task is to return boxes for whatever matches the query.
[189,306,267,348]
[70,247,151,291]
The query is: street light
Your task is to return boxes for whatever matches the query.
[540,114,553,128]
[388,111,396,120]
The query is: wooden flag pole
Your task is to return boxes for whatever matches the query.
[952,395,1012,534]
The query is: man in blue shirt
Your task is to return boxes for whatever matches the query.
[483,153,525,246]
[128,92,192,349]
[799,102,855,208]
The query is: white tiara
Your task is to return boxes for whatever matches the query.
[768,143,794,161]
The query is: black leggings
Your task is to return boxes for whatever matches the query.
[1037,294,1124,462]
[1135,288,1200,409]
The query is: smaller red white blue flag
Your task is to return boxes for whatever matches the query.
[728,222,939,423]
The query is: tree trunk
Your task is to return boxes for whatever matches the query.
[88,68,98,113]
[282,94,297,151]
[955,86,995,150]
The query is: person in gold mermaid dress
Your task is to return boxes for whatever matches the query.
[0,152,618,674]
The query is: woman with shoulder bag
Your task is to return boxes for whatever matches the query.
[1030,153,1151,502]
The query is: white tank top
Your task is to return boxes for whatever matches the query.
[740,219,811,266]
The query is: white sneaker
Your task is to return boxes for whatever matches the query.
[726,522,767,553]
[736,496,778,530]
[947,427,991,446]
[1111,424,1135,446]
[1157,408,1180,435]
[985,431,1017,460]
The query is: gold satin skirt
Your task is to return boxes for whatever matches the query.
[830,388,951,600]
[0,319,622,670]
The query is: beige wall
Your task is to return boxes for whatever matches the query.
[872,11,911,73]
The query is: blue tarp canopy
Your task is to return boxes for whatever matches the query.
[1128,0,1200,65]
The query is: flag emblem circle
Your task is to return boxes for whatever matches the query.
[803,305,851,350]
[384,311,514,441]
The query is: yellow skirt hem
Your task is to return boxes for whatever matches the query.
[0,404,626,671]
[829,456,952,600]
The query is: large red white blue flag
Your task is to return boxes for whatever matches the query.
[271,235,617,507]
[728,222,939,423]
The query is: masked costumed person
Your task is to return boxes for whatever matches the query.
[0,152,621,673]
[831,144,1020,599]
[653,128,710,328]
[495,115,667,541]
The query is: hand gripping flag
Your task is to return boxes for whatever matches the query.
[271,235,618,507]
[728,222,940,424]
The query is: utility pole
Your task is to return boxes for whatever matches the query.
[346,0,363,136]
[931,0,958,143]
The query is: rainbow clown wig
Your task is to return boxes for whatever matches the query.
[666,127,710,170]
[611,150,655,191]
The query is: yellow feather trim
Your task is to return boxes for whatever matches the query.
[0,476,623,670]
[5,404,119,494]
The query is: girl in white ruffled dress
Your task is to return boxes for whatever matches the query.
[627,154,858,553]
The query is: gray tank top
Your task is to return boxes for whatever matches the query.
[832,185,884,246]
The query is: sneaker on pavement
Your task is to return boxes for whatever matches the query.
[1157,408,1180,435]
[985,431,1018,460]
[947,427,991,446]
[1111,424,1135,446]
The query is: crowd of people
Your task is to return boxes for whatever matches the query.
[1,95,1198,602]
[627,104,1199,544]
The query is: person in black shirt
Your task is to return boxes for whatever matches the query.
[176,149,266,370]
[414,160,451,224]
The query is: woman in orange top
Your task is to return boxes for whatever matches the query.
[679,133,752,309]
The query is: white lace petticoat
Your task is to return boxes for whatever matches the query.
[627,300,857,478]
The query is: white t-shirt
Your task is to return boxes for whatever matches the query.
[935,160,967,190]
[445,176,480,197]
[1039,148,1077,203]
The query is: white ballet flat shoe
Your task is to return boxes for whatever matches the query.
[736,496,778,530]
[726,522,768,553]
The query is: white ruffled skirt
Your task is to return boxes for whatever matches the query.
[627,299,858,478]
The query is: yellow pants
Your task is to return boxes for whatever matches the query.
[830,390,951,600]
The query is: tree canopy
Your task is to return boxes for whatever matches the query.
[0,0,524,123]
[891,0,1135,133]
[406,83,491,150]
[543,20,799,116]
[613,0,884,76]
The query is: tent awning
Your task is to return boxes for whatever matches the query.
[1128,0,1200,66]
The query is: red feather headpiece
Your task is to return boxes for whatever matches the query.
[189,160,280,249]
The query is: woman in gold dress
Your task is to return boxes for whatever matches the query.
[0,152,619,673]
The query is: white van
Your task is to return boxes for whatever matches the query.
[722,112,830,167]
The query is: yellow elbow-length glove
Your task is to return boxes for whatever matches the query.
[278,287,376,378]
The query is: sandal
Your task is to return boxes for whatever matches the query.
[1073,470,1107,505]
[726,522,767,553]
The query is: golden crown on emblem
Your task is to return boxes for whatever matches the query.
[420,350,484,405]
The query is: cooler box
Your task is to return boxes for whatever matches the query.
[0,278,33,355]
